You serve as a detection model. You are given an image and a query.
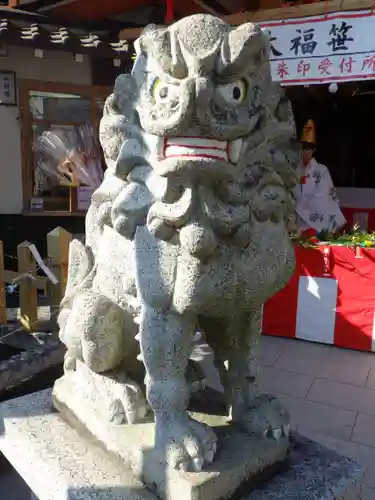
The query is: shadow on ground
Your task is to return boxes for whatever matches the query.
[68,486,154,500]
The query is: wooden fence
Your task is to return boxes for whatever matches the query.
[0,227,72,331]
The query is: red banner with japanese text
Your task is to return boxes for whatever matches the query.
[259,10,375,85]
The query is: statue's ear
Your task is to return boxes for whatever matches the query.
[64,240,93,294]
[111,74,138,119]
[216,23,269,79]
[114,74,137,98]
[138,24,187,79]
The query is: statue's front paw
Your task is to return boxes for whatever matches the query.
[63,354,76,372]
[155,412,218,472]
[233,394,290,441]
[108,394,149,425]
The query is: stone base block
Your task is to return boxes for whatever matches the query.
[52,373,289,500]
[0,389,365,500]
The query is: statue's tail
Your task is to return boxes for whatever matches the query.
[58,240,96,331]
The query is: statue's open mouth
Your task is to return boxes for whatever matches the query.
[162,137,243,165]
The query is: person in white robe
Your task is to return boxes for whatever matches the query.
[294,119,346,236]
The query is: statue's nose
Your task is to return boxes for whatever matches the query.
[195,77,213,103]
[264,191,278,201]
[262,186,285,202]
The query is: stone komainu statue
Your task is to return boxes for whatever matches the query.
[53,14,300,473]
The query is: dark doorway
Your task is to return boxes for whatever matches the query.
[287,81,375,189]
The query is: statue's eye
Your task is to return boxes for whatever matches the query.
[217,80,248,105]
[152,79,171,103]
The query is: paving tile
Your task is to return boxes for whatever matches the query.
[366,368,375,390]
[328,346,375,370]
[274,339,332,377]
[352,413,375,448]
[298,428,343,451]
[275,340,371,386]
[317,350,371,387]
[315,362,371,387]
[277,393,357,440]
[363,487,375,499]
[259,366,314,399]
[322,346,373,386]
[258,335,288,367]
[281,337,332,357]
[308,378,375,415]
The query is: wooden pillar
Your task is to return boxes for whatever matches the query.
[47,227,72,310]
[69,187,78,213]
[17,241,38,331]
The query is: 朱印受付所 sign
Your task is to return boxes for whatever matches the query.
[259,10,375,85]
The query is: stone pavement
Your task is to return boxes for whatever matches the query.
[3,335,375,499]
[201,335,375,500]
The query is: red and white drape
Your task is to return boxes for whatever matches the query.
[263,245,375,352]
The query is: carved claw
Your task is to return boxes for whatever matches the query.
[263,425,289,440]
[202,442,217,465]
[283,424,290,437]
[272,427,282,440]
[192,456,204,472]
[155,414,218,472]
[109,400,127,425]
[234,393,290,440]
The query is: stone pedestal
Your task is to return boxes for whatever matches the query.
[0,390,364,500]
[52,372,289,500]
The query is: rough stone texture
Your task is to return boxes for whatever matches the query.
[0,390,364,500]
[52,11,301,496]
[53,377,289,500]
[0,390,155,500]
[55,359,149,425]
[249,435,364,499]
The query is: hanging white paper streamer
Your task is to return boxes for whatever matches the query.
[27,243,59,285]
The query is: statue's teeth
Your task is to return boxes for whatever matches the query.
[134,315,142,325]
[137,353,144,362]
[135,333,141,342]
[128,296,140,307]
[228,139,242,164]
[283,424,290,437]
[272,428,282,440]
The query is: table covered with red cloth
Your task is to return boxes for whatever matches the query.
[262,244,375,352]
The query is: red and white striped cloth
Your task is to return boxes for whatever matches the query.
[262,245,375,352]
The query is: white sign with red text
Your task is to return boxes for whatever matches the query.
[259,10,375,85]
